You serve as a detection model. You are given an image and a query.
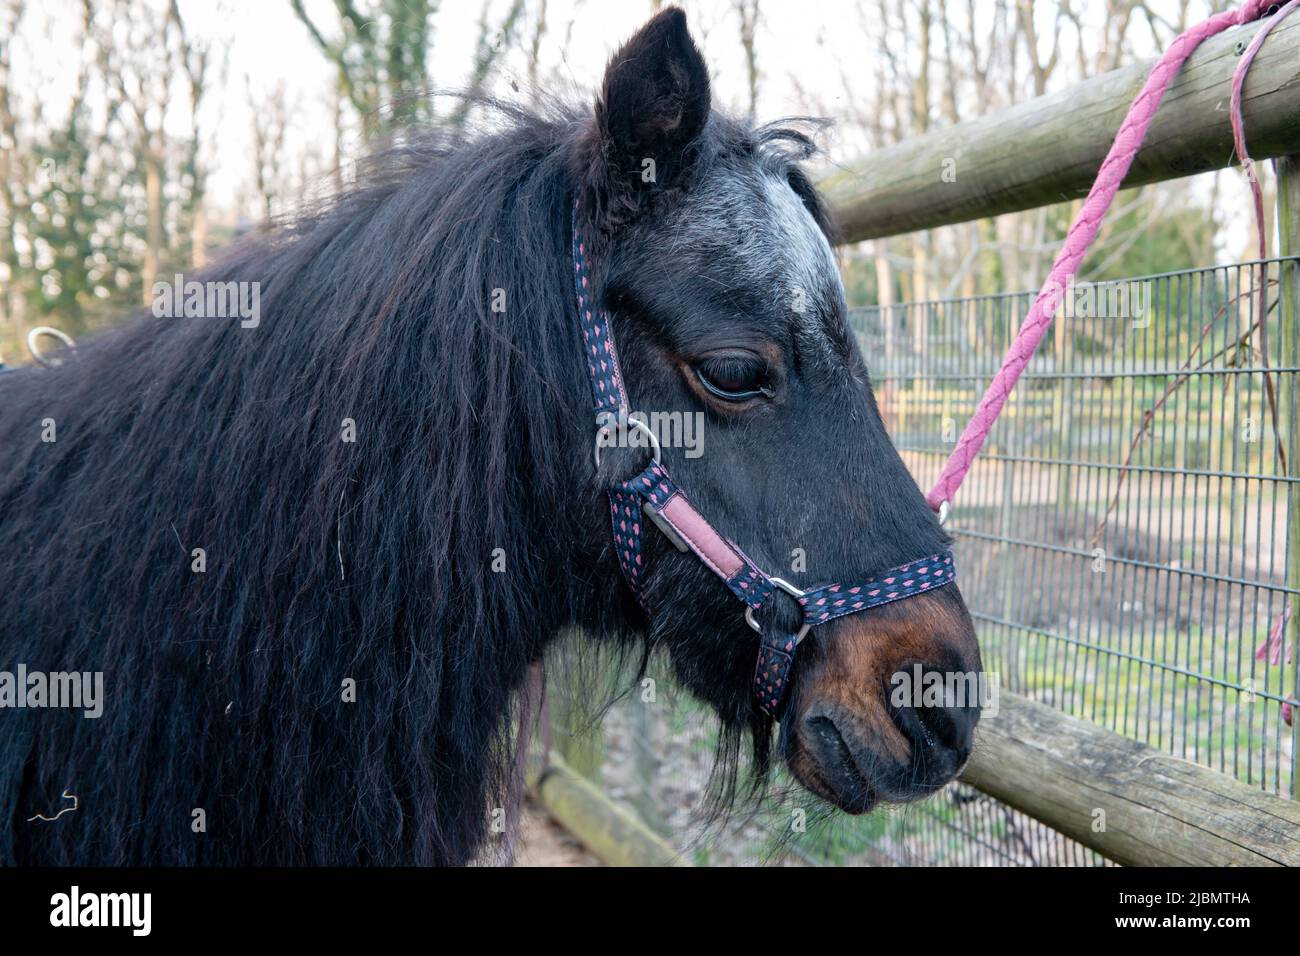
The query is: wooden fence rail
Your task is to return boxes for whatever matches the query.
[819,12,1300,242]
[962,694,1300,866]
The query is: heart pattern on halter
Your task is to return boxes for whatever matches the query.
[800,553,954,625]
[573,230,627,415]
[754,633,796,717]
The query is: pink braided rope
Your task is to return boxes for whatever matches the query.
[925,0,1273,512]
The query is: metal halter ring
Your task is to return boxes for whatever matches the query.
[27,326,76,368]
[745,576,812,645]
[937,499,950,526]
[593,413,661,470]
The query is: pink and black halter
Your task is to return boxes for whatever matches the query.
[572,200,955,719]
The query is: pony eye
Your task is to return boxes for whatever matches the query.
[694,356,773,402]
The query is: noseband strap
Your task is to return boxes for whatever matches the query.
[572,200,955,718]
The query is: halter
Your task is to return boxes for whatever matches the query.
[0,326,76,375]
[571,200,955,719]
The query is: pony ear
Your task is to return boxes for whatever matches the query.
[581,7,711,232]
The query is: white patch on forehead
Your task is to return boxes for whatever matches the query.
[653,161,846,359]
[757,173,839,311]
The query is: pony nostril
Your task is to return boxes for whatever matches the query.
[887,663,980,756]
[801,711,875,810]
[805,713,859,778]
[914,698,976,752]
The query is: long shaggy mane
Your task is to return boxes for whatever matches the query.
[0,96,829,865]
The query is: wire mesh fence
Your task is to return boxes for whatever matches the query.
[867,257,1298,799]
[571,255,1299,866]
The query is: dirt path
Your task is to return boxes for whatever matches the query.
[514,798,602,867]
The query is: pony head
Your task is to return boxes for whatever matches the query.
[570,8,982,813]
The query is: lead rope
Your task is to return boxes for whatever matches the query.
[925,0,1278,513]
[1231,0,1296,478]
[926,0,1295,727]
[1236,1,1299,727]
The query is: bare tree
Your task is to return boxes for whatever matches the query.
[0,0,27,345]
[292,0,438,138]
[527,0,549,106]
[249,79,291,222]
[85,0,179,303]
[449,0,526,130]
[734,0,760,121]
[168,0,216,267]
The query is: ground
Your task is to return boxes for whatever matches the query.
[514,798,602,867]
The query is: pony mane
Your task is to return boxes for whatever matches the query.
[0,95,831,865]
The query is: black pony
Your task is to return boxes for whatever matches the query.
[0,8,979,865]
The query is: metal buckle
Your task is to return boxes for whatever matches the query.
[593,413,661,471]
[644,502,689,552]
[27,326,75,368]
[745,576,812,645]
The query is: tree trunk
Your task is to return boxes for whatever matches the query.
[143,146,164,304]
